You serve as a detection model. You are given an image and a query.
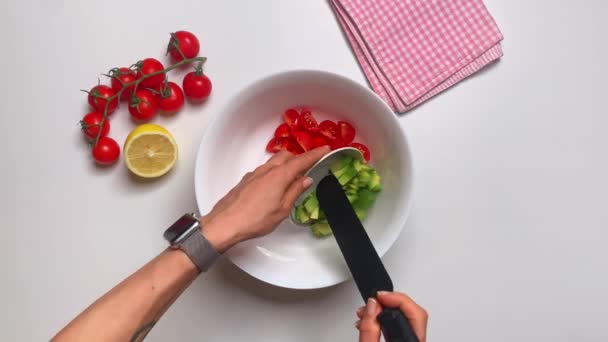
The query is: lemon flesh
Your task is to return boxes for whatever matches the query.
[124,124,178,178]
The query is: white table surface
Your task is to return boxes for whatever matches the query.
[3,0,608,341]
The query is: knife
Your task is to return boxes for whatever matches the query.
[317,174,419,342]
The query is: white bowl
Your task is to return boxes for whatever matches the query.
[195,70,413,289]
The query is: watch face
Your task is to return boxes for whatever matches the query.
[164,214,198,243]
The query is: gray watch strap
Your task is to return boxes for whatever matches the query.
[180,231,220,272]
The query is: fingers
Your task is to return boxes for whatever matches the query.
[357,298,382,342]
[267,150,293,165]
[283,146,330,179]
[377,291,428,341]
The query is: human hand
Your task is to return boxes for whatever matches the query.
[201,146,330,252]
[356,291,428,342]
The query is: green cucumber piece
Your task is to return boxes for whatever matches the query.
[330,156,353,175]
[353,188,378,210]
[310,207,320,220]
[303,194,319,214]
[369,171,382,192]
[346,193,359,204]
[337,166,358,185]
[295,205,309,224]
[310,222,332,238]
[354,207,367,221]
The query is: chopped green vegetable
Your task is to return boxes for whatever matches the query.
[293,155,383,238]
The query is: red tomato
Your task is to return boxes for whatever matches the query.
[274,123,291,138]
[319,120,339,142]
[293,130,313,151]
[136,58,165,88]
[286,138,304,154]
[311,133,331,148]
[298,110,319,132]
[282,109,299,127]
[266,137,290,153]
[349,142,371,162]
[92,136,120,165]
[183,71,212,101]
[168,31,200,62]
[87,85,118,114]
[338,121,356,145]
[110,67,138,101]
[81,112,110,139]
[157,82,185,114]
[129,89,158,121]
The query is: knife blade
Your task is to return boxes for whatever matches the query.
[317,174,419,342]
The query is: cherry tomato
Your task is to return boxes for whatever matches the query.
[129,89,158,121]
[183,71,212,101]
[298,110,319,132]
[338,121,356,145]
[266,137,290,153]
[274,123,291,138]
[81,112,110,139]
[168,31,200,62]
[110,67,138,101]
[349,142,371,162]
[92,136,120,165]
[311,133,331,148]
[286,138,304,154]
[282,109,299,127]
[319,120,339,142]
[293,130,313,151]
[136,58,165,88]
[157,82,185,114]
[87,85,118,114]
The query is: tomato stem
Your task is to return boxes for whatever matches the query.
[90,55,207,146]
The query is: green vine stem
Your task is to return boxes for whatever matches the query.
[85,55,207,146]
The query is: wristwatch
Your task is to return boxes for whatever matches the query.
[163,213,220,272]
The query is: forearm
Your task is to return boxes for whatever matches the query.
[52,248,199,342]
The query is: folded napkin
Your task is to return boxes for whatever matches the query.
[330,0,504,113]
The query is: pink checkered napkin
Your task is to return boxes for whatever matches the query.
[330,0,504,113]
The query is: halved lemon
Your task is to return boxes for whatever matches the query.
[124,124,178,178]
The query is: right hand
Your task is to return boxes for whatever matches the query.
[356,291,428,342]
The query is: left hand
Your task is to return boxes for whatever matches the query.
[201,146,330,252]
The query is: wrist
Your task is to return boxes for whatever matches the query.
[199,215,240,253]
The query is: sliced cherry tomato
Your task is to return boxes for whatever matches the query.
[349,142,371,162]
[282,108,299,127]
[293,130,314,151]
[136,58,165,88]
[298,110,319,132]
[286,138,304,154]
[319,120,339,142]
[87,85,118,114]
[167,31,200,62]
[338,121,356,145]
[274,123,291,138]
[157,82,185,114]
[311,133,331,148]
[266,137,290,153]
[92,136,120,165]
[129,89,158,121]
[110,67,138,101]
[81,112,110,139]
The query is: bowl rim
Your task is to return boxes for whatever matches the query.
[194,69,414,289]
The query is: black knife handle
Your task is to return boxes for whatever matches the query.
[377,307,419,342]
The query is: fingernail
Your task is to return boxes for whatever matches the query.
[355,320,361,328]
[377,291,390,296]
[302,177,313,188]
[356,307,364,316]
[366,298,377,315]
